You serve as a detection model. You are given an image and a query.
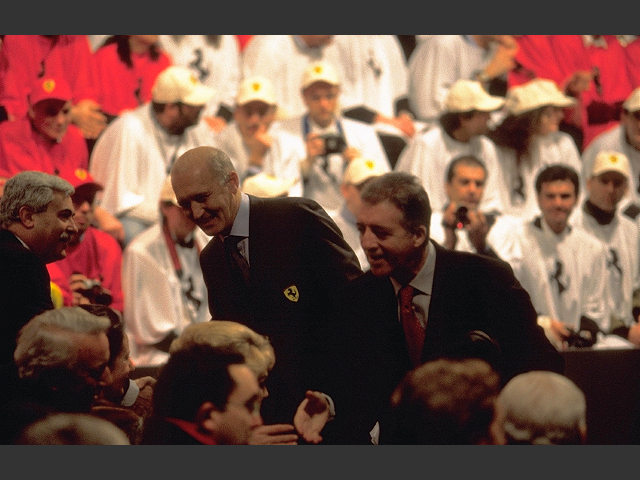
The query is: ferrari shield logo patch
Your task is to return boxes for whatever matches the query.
[284,285,299,302]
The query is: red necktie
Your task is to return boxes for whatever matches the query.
[398,285,425,367]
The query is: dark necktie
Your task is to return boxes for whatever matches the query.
[398,285,425,367]
[224,235,250,286]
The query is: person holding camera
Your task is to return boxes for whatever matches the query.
[429,154,521,262]
[275,61,390,212]
[502,164,609,350]
[47,168,124,313]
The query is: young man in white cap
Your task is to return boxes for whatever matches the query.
[395,78,506,214]
[121,175,211,372]
[47,168,124,313]
[571,150,640,346]
[581,87,640,221]
[214,76,305,197]
[89,65,216,246]
[326,156,387,270]
[275,60,390,212]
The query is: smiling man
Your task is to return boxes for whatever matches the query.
[321,171,563,444]
[0,170,77,365]
[506,164,609,350]
[170,145,362,443]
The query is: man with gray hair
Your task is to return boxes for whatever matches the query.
[1,306,112,443]
[491,370,587,444]
[0,170,77,365]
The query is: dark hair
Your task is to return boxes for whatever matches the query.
[534,164,580,196]
[439,111,476,137]
[487,107,545,160]
[78,304,123,368]
[150,345,245,421]
[101,35,161,69]
[360,172,431,236]
[445,154,488,184]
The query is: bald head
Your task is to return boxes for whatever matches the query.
[170,146,241,237]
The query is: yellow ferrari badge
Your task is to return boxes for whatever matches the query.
[284,285,299,302]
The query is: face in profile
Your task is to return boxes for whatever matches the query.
[357,199,426,280]
[31,191,78,262]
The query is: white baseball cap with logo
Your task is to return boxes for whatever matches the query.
[152,66,215,106]
[445,79,505,113]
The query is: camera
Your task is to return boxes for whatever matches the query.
[76,279,113,306]
[321,134,347,155]
[455,206,470,228]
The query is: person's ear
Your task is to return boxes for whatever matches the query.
[18,205,36,228]
[197,401,222,433]
[412,225,428,248]
[227,171,240,193]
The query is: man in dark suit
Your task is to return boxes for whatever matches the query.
[0,170,78,365]
[321,171,564,444]
[170,146,363,444]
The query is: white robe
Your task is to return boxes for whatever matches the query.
[506,216,609,332]
[122,223,211,368]
[572,204,640,328]
[89,103,216,225]
[394,125,504,214]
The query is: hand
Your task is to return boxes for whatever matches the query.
[134,376,157,390]
[204,115,227,133]
[293,390,330,444]
[394,112,416,138]
[249,424,299,445]
[69,273,93,306]
[465,209,489,253]
[71,99,107,139]
[628,323,640,346]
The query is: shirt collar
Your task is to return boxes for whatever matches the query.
[390,241,436,296]
[229,192,250,238]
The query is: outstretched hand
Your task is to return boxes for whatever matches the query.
[293,390,330,444]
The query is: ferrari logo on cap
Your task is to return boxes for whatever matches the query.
[365,160,374,169]
[74,168,88,181]
[284,285,299,302]
[252,82,261,92]
[314,65,323,74]
[42,79,56,93]
[189,73,198,85]
[610,154,618,163]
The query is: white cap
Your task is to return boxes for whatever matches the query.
[505,78,575,116]
[445,79,505,113]
[242,172,295,198]
[159,175,179,206]
[343,157,387,185]
[591,150,631,179]
[151,66,215,106]
[623,87,640,113]
[236,76,276,106]
[301,61,340,90]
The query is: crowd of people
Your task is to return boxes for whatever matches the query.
[1,34,640,445]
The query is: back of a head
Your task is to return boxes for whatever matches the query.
[169,320,275,377]
[388,358,501,444]
[16,412,130,445]
[495,370,587,445]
